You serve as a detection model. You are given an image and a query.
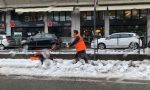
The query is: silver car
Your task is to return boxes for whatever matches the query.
[91,33,142,50]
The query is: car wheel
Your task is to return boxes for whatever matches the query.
[129,42,139,50]
[98,43,105,50]
[0,45,4,50]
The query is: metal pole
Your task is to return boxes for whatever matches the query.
[93,0,97,60]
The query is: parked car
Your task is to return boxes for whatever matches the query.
[91,33,142,50]
[21,33,60,49]
[0,34,17,50]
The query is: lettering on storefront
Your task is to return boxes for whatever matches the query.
[12,21,44,27]
[48,21,71,27]
[24,15,44,22]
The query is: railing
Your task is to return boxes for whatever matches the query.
[0,36,149,55]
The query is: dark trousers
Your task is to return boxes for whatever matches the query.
[75,50,88,63]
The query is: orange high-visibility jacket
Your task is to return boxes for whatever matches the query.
[74,34,86,52]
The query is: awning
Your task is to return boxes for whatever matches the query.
[79,6,107,11]
[15,7,52,13]
[15,7,73,13]
[108,4,150,10]
[49,7,73,11]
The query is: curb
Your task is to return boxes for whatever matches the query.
[0,54,149,60]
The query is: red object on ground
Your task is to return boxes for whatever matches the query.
[30,57,40,61]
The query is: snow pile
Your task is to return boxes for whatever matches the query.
[0,59,150,80]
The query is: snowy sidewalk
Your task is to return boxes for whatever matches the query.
[0,59,150,81]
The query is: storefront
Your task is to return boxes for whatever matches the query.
[0,12,6,33]
[11,11,45,38]
[47,11,71,37]
[80,11,105,43]
[109,9,147,36]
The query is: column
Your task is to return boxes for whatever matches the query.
[6,11,11,35]
[71,8,80,36]
[44,13,48,33]
[147,10,150,43]
[104,11,110,37]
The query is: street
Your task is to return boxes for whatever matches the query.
[0,76,150,90]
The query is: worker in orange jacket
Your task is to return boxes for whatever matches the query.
[67,30,88,64]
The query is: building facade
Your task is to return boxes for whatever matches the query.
[0,0,150,43]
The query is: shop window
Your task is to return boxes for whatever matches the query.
[37,13,44,21]
[116,10,124,19]
[81,12,92,21]
[48,12,54,21]
[96,12,99,20]
[54,12,59,21]
[140,10,148,19]
[132,10,139,19]
[125,10,131,19]
[60,12,65,21]
[109,11,116,19]
[81,12,87,21]
[66,12,71,21]
[24,16,30,22]
[86,12,92,20]
[99,11,104,20]
[23,13,44,22]
[97,11,104,20]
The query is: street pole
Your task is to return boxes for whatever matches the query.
[93,0,97,60]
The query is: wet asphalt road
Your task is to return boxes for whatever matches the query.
[0,76,150,90]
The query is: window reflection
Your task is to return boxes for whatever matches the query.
[116,11,124,19]
[110,9,147,35]
[132,10,139,19]
[86,12,92,20]
[60,12,65,21]
[48,12,71,21]
[54,12,59,21]
[80,11,93,21]
[140,10,148,19]
[100,12,104,20]
[66,12,71,21]
[109,11,116,19]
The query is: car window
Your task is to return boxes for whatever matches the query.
[0,36,2,40]
[120,34,133,38]
[45,34,53,38]
[33,33,42,39]
[120,34,130,38]
[109,34,120,39]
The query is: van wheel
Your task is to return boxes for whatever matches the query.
[98,43,105,50]
[0,45,4,50]
[129,42,139,50]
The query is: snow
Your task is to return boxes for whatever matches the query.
[0,48,149,80]
[0,58,150,80]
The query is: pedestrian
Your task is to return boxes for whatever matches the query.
[67,30,88,64]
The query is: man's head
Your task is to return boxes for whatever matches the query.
[73,30,78,37]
